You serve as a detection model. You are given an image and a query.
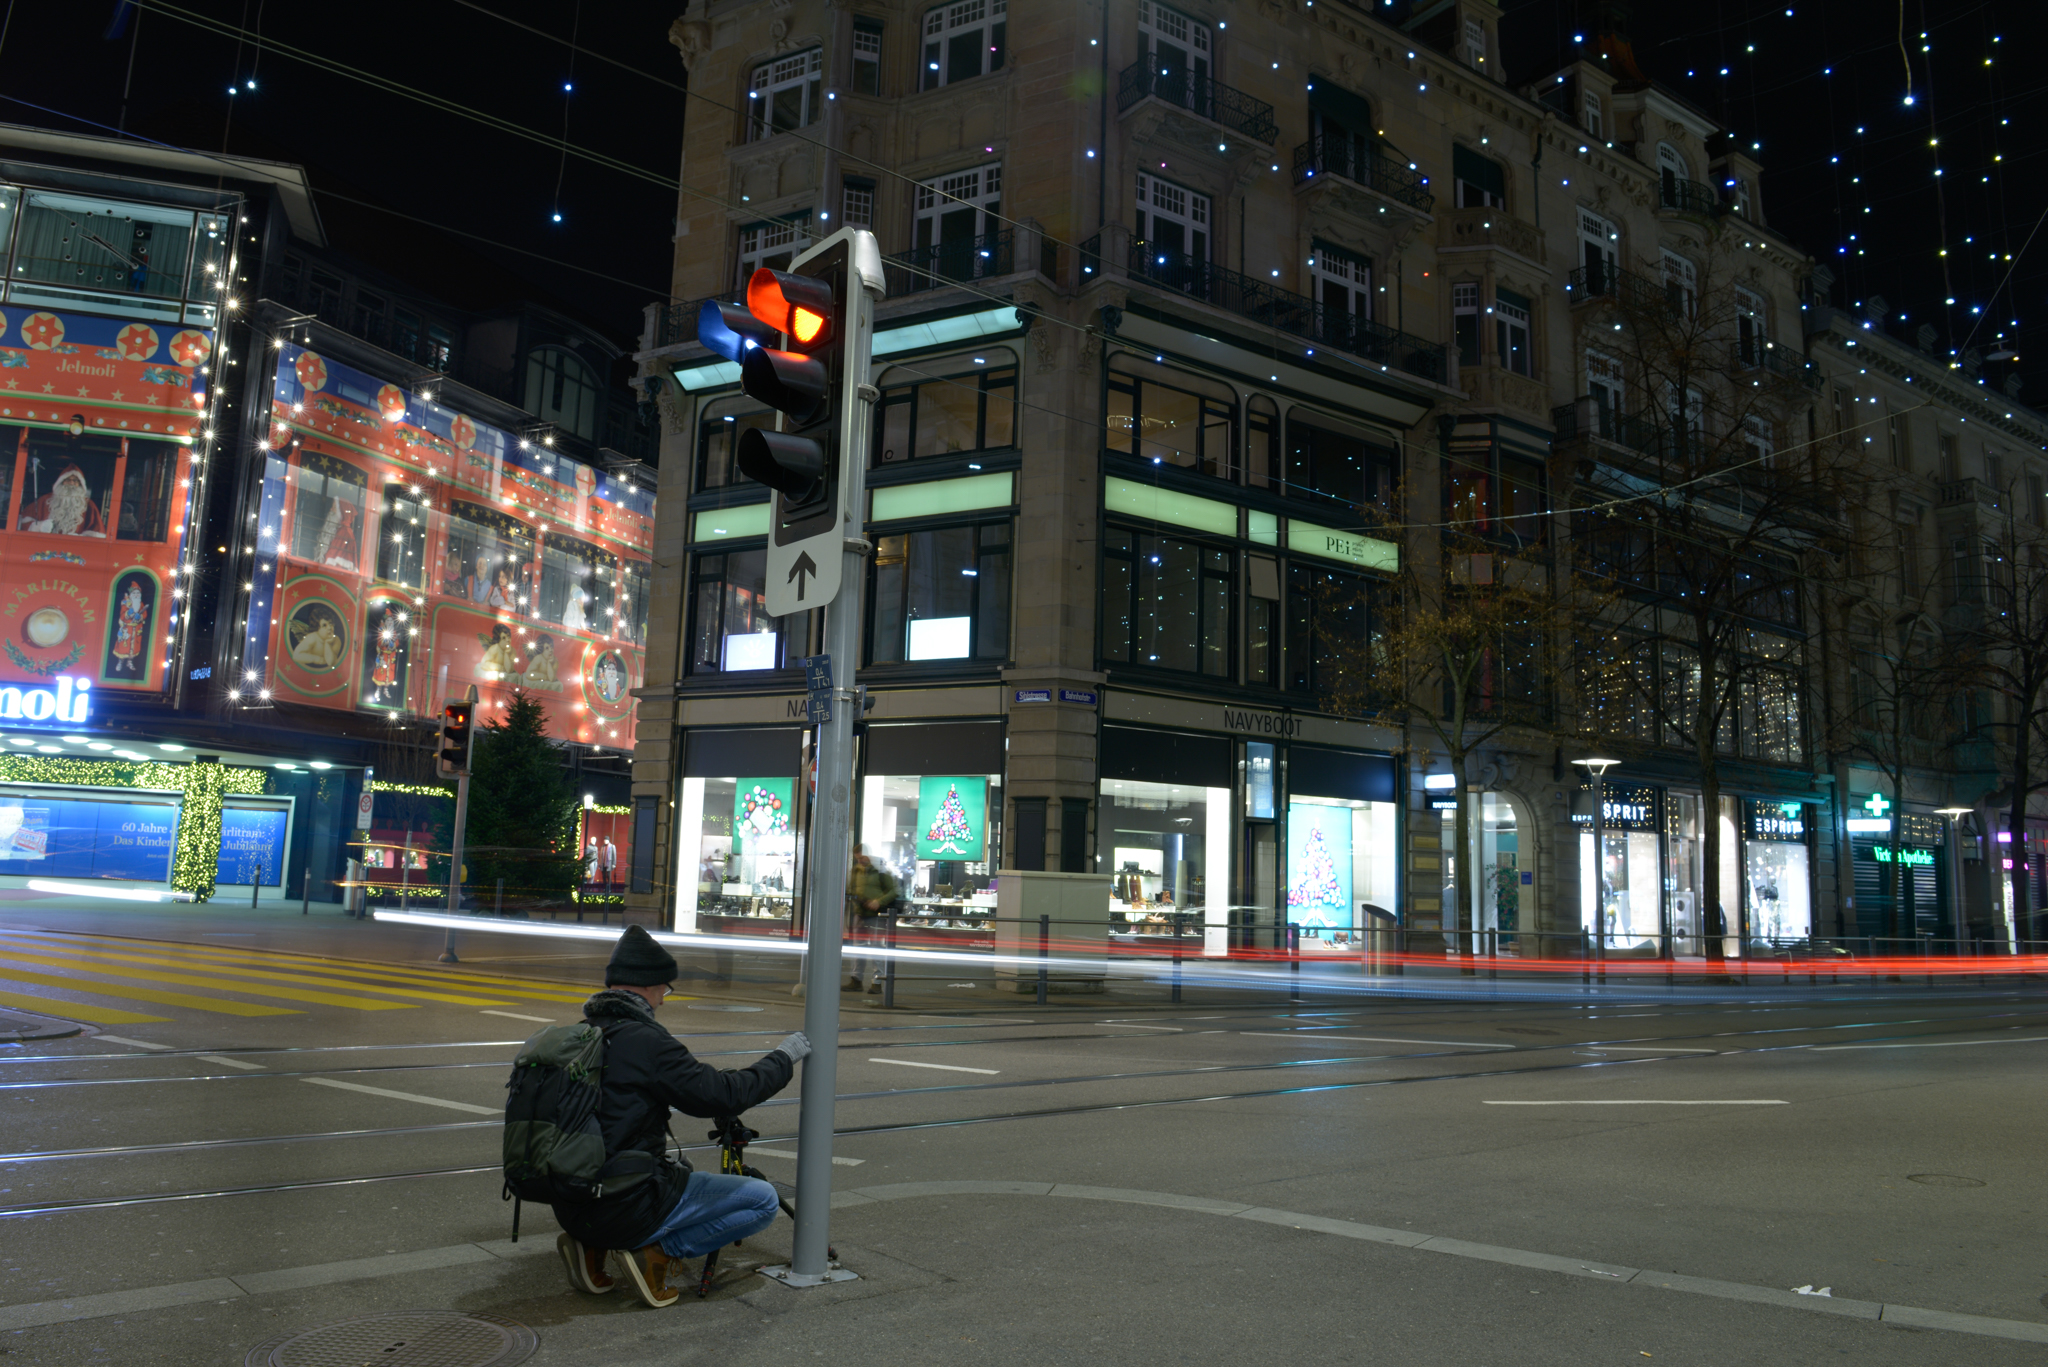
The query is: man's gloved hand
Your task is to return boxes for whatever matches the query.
[774,1031,812,1064]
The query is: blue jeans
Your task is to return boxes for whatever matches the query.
[647,1170,780,1259]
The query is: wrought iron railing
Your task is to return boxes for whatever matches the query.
[1127,242,1445,382]
[1566,262,1665,307]
[655,295,727,350]
[883,230,1016,296]
[1290,134,1435,211]
[1734,341,1823,391]
[1116,60,1278,144]
[1658,174,1722,216]
[1551,397,1663,453]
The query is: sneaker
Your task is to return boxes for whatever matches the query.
[866,980,883,993]
[556,1232,614,1294]
[620,1244,680,1308]
[843,976,862,991]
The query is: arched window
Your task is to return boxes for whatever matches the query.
[524,347,598,440]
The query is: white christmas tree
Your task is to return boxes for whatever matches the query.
[924,784,974,854]
[1288,824,1342,914]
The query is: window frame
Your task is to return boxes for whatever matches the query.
[687,546,801,674]
[921,0,1006,91]
[736,216,812,292]
[747,48,824,143]
[1134,171,1210,265]
[872,351,1019,466]
[1104,353,1238,482]
[866,518,1013,666]
[1101,523,1237,681]
[852,20,883,95]
[1493,287,1533,378]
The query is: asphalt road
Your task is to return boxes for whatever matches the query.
[2,917,2045,1365]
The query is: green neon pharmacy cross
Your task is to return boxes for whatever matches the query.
[1863,793,1891,818]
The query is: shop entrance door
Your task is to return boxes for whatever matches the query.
[1242,822,1275,951]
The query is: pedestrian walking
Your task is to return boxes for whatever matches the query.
[845,844,899,994]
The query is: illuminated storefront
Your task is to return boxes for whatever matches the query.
[1576,784,1662,951]
[1743,800,1811,942]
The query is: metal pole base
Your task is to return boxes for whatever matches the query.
[758,1264,859,1288]
[438,929,460,964]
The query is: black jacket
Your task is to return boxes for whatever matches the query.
[550,989,795,1251]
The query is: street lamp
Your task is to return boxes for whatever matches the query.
[1573,758,1621,969]
[1936,806,1972,953]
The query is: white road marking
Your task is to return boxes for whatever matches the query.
[96,1036,171,1051]
[1484,1100,1787,1106]
[196,1054,264,1070]
[1240,1032,1515,1049]
[1096,1023,1183,1031]
[744,1147,864,1166]
[301,1077,500,1114]
[867,1057,999,1075]
[1580,1046,1718,1053]
[1812,1036,2048,1051]
[480,1011,554,1023]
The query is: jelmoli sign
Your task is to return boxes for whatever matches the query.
[0,675,93,723]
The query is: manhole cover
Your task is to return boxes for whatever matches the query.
[243,1311,536,1367]
[1906,1174,1986,1188]
[687,1003,764,1012]
[1497,1027,1560,1036]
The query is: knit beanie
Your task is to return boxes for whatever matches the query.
[605,924,678,986]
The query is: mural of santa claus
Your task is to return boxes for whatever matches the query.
[17,465,105,536]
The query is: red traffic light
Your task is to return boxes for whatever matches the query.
[747,268,835,348]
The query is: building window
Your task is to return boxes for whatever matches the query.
[374,482,427,589]
[690,549,797,672]
[2030,473,2045,527]
[1453,282,1481,367]
[737,217,811,290]
[1444,447,1547,548]
[1105,354,1236,480]
[853,20,883,95]
[1135,172,1208,265]
[391,309,422,362]
[1581,92,1602,139]
[524,347,598,440]
[1938,432,1960,483]
[1453,145,1505,210]
[1246,395,1280,492]
[1310,241,1372,323]
[1736,287,1767,365]
[352,291,386,344]
[307,266,345,318]
[1247,553,1279,685]
[842,179,875,229]
[873,352,1017,463]
[1660,249,1697,316]
[425,325,453,370]
[1578,208,1618,294]
[1743,416,1774,469]
[922,0,1005,91]
[748,49,823,142]
[1657,141,1689,205]
[698,395,776,490]
[869,523,1012,664]
[1102,526,1234,678]
[1287,412,1397,509]
[1463,16,1488,69]
[1494,288,1532,377]
[1586,348,1625,434]
[1887,409,1905,469]
[1138,0,1211,116]
[1285,562,1378,701]
[912,162,1003,283]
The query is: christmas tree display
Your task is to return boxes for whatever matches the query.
[1289,825,1342,913]
[733,778,792,852]
[1285,803,1352,929]
[916,776,986,860]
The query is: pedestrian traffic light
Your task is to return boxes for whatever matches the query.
[436,698,475,778]
[698,228,883,617]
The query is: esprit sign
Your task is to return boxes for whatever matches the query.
[0,676,91,724]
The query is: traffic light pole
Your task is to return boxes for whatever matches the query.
[782,233,881,1288]
[440,684,478,964]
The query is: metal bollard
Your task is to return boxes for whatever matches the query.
[883,911,898,1009]
[1171,913,1184,1003]
[1288,922,1301,1003]
[1037,914,1049,1006]
[252,867,262,909]
[496,878,505,916]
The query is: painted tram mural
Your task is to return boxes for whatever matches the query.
[0,306,210,697]
[244,343,653,748]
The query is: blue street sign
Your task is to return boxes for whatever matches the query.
[803,654,833,696]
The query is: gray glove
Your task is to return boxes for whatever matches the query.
[774,1031,812,1064]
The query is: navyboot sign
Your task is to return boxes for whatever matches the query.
[0,676,92,724]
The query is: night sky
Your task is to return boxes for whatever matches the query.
[2,1,2039,401]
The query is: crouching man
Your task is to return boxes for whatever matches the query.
[555,925,811,1307]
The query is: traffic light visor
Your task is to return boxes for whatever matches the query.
[747,269,835,348]
[698,300,779,364]
[735,427,826,499]
[740,345,830,423]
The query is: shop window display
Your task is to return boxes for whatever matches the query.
[1576,784,1660,952]
[1101,777,1229,934]
[1289,794,1398,948]
[859,771,1003,938]
[1745,837,1810,942]
[676,775,798,934]
[1440,793,1524,946]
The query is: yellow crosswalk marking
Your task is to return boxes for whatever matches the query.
[0,970,296,1017]
[0,950,410,1012]
[0,941,516,1008]
[0,986,169,1025]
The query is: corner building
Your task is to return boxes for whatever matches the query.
[633,2,2028,958]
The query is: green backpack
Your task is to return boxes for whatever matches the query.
[502,1023,610,1213]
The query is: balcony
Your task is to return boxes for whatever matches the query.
[1291,135,1435,212]
[1551,396,1663,455]
[1116,61,1277,144]
[1567,262,1667,308]
[1124,241,1446,383]
[1733,341,1823,392]
[882,230,1016,297]
[1437,207,1546,264]
[1658,175,1722,217]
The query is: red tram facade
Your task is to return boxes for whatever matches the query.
[243,343,652,747]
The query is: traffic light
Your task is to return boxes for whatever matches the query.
[698,229,883,616]
[436,698,475,778]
